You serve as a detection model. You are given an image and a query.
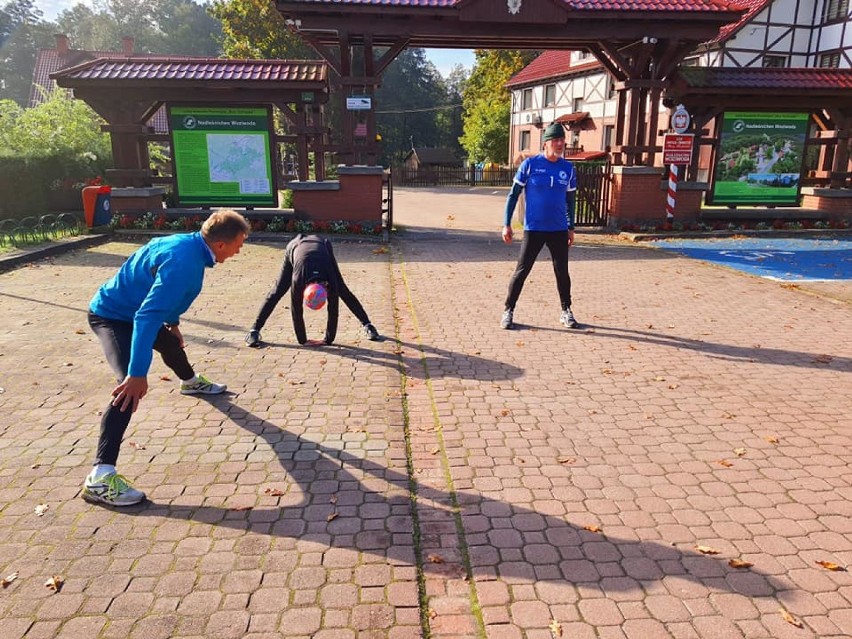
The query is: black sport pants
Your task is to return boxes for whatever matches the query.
[88,312,195,466]
[504,230,572,312]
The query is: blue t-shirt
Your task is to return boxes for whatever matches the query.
[513,155,577,231]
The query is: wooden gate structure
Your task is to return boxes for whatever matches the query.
[275,0,851,227]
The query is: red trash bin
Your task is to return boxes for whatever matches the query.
[82,185,112,228]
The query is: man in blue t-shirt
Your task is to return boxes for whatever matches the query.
[501,121,579,330]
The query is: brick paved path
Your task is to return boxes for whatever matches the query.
[1,203,851,638]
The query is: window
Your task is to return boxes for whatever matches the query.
[544,84,556,107]
[573,97,584,113]
[762,55,788,68]
[603,125,614,150]
[522,88,533,110]
[823,0,849,22]
[576,51,590,61]
[520,130,530,151]
[607,78,616,99]
[819,52,841,68]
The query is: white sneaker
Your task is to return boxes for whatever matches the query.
[180,373,226,395]
[82,471,146,506]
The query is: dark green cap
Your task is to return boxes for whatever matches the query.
[542,122,565,141]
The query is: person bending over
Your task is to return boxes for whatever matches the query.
[245,234,379,347]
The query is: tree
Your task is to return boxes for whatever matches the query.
[459,49,538,164]
[209,0,314,59]
[0,87,111,163]
[55,0,222,55]
[0,0,53,105]
[374,48,451,165]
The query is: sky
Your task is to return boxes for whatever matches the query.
[35,1,475,76]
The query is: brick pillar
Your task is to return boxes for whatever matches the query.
[290,166,384,223]
[609,166,704,229]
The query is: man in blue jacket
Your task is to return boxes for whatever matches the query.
[85,209,250,506]
[501,121,579,330]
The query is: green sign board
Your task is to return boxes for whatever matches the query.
[169,106,277,207]
[710,111,808,206]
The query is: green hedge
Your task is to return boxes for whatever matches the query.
[0,151,107,219]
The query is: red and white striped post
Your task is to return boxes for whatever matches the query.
[665,163,678,222]
[665,105,692,225]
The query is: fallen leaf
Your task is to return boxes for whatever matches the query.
[264,487,285,497]
[500,409,510,416]
[516,341,524,347]
[812,354,833,364]
[327,512,339,522]
[231,505,252,511]
[430,448,440,455]
[35,504,49,516]
[668,384,679,389]
[372,246,389,254]
[815,560,846,572]
[329,495,338,504]
[763,435,779,444]
[557,456,576,465]
[780,608,803,628]
[653,376,666,382]
[695,545,720,555]
[584,525,602,533]
[722,412,735,419]
[549,619,563,637]
[63,362,73,367]
[733,448,746,457]
[428,608,437,618]
[44,575,64,593]
[427,554,444,564]
[716,459,734,468]
[159,375,172,381]
[128,441,146,450]
[1,571,18,588]
[75,329,86,335]
[289,380,304,385]
[728,558,753,569]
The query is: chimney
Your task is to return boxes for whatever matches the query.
[55,34,70,56]
[121,36,134,56]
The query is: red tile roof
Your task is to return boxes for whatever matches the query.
[714,0,770,42]
[281,0,737,10]
[676,66,852,91]
[30,47,157,106]
[51,58,327,84]
[506,51,601,87]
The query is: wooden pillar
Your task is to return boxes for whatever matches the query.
[338,32,354,166]
[311,104,326,181]
[831,120,851,189]
[613,89,627,165]
[296,105,310,181]
[364,35,378,166]
[647,86,662,166]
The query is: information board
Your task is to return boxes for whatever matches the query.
[709,111,808,206]
[169,106,277,207]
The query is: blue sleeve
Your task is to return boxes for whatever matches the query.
[503,182,524,227]
[566,162,577,230]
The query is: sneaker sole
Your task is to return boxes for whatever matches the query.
[180,387,227,395]
[561,321,580,329]
[82,490,146,507]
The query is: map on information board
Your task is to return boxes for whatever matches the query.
[169,106,277,207]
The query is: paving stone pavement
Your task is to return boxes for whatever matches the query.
[1,192,851,639]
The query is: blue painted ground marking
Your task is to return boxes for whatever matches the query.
[648,237,852,282]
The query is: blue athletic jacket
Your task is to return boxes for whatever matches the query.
[89,232,215,376]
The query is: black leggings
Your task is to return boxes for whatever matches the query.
[88,312,195,466]
[504,230,572,311]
